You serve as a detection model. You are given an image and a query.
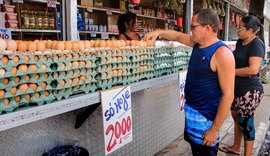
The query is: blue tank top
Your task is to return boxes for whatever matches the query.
[184,41,228,121]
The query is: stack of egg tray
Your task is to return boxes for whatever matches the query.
[153,47,173,77]
[0,51,55,114]
[96,47,154,90]
[171,47,192,72]
[51,50,97,101]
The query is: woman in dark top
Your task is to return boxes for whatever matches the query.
[219,15,265,156]
[117,12,141,41]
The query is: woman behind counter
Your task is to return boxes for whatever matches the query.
[117,12,141,41]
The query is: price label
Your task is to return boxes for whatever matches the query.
[101,33,109,39]
[106,10,112,15]
[0,28,12,40]
[47,0,57,8]
[91,33,96,37]
[12,0,24,3]
[101,86,133,155]
[86,7,93,12]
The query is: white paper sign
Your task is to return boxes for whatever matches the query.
[47,0,57,8]
[179,70,187,112]
[0,28,12,40]
[12,0,24,3]
[91,33,96,37]
[101,86,132,155]
[101,33,109,39]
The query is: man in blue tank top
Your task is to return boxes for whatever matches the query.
[144,9,235,156]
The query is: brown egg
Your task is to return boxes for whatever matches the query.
[17,41,27,52]
[43,73,49,79]
[12,56,20,64]
[73,78,79,84]
[46,40,53,49]
[61,63,66,70]
[14,96,21,103]
[120,40,126,47]
[34,55,39,62]
[62,71,67,77]
[10,66,17,75]
[99,40,106,47]
[80,76,86,82]
[0,38,7,52]
[24,55,30,62]
[79,61,86,67]
[88,61,92,67]
[44,91,50,97]
[18,64,28,74]
[69,70,74,76]
[68,54,73,60]
[68,79,73,85]
[3,78,9,85]
[34,74,40,80]
[18,84,28,93]
[24,75,30,81]
[54,72,59,78]
[146,40,153,47]
[6,40,17,52]
[43,55,48,61]
[67,62,72,68]
[84,40,91,49]
[27,41,37,52]
[41,82,47,89]
[56,41,65,51]
[75,69,80,75]
[0,89,5,98]
[1,56,9,65]
[72,61,79,68]
[51,41,58,50]
[34,40,39,44]
[25,94,31,101]
[29,64,38,72]
[73,53,79,59]
[29,83,38,91]
[37,41,46,52]
[0,68,6,78]
[34,92,40,99]
[130,40,136,46]
[3,98,9,105]
[65,41,72,50]
[94,40,100,48]
[60,80,65,87]
[125,40,131,46]
[72,41,79,51]
[78,41,85,50]
[106,40,112,48]
[41,64,47,72]
[90,40,95,47]
[81,68,86,74]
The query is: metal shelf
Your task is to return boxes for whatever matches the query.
[79,31,119,35]
[0,73,178,132]
[77,5,124,14]
[24,0,60,5]
[10,29,61,33]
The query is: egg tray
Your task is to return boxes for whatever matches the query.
[171,57,188,62]
[172,66,188,73]
[96,77,134,90]
[2,83,54,99]
[51,50,97,63]
[0,72,54,89]
[173,61,186,67]
[0,64,53,79]
[0,91,55,114]
[154,69,173,77]
[51,77,97,90]
[52,60,97,72]
[97,65,133,74]
[53,69,97,80]
[0,51,53,68]
[53,83,97,101]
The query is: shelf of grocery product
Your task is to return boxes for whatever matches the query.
[10,29,61,33]
[24,0,60,5]
[0,73,178,132]
[79,31,119,35]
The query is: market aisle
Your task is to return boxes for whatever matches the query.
[155,83,270,156]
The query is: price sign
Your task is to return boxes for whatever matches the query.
[86,7,93,12]
[106,10,112,15]
[179,70,187,112]
[90,33,96,37]
[101,86,133,155]
[12,0,24,3]
[0,28,12,40]
[101,33,109,39]
[47,0,57,8]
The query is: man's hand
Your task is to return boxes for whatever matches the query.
[143,30,160,45]
[202,128,219,146]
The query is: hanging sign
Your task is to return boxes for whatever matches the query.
[106,10,112,15]
[179,70,187,112]
[101,33,109,39]
[47,0,57,8]
[86,7,93,12]
[12,0,24,3]
[101,86,133,155]
[0,28,12,40]
[90,33,96,37]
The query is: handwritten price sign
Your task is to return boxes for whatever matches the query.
[0,28,12,40]
[47,0,57,8]
[101,86,132,155]
[179,70,187,112]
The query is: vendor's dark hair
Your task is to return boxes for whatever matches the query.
[194,9,220,33]
[117,12,137,34]
[241,15,264,43]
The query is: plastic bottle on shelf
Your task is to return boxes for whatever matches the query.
[49,9,55,30]
[29,9,36,29]
[43,8,49,30]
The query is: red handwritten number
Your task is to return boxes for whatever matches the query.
[115,121,121,139]
[122,118,127,135]
[106,116,132,152]
[106,124,116,152]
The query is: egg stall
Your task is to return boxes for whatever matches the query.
[0,36,193,155]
